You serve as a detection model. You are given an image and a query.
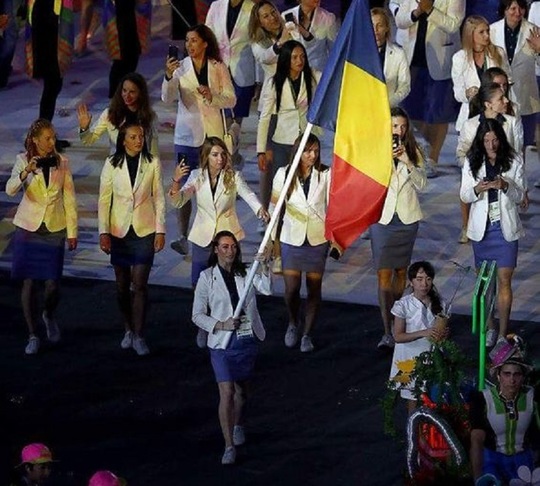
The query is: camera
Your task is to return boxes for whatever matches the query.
[168,44,179,61]
[177,154,187,166]
[36,156,58,169]
[392,134,400,150]
[284,12,295,23]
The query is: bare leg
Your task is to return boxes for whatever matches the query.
[377,269,394,335]
[259,160,273,211]
[176,201,191,239]
[233,381,248,427]
[407,399,417,416]
[460,201,470,229]
[283,271,302,327]
[392,268,407,302]
[43,279,60,320]
[21,279,38,335]
[113,265,132,332]
[218,381,236,447]
[497,267,514,338]
[423,123,449,164]
[130,264,151,337]
[304,272,323,336]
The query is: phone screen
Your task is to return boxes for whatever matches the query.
[168,44,179,60]
[392,134,400,149]
[177,153,187,166]
[36,156,58,169]
[285,12,294,22]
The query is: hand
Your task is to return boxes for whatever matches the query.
[487,175,507,192]
[257,207,270,223]
[0,14,9,29]
[278,27,293,45]
[99,233,111,254]
[172,162,190,184]
[221,317,241,331]
[520,191,529,212]
[67,238,78,251]
[527,26,540,53]
[26,157,39,173]
[197,85,213,103]
[474,179,491,194]
[165,56,180,79]
[77,104,92,131]
[466,86,479,101]
[392,144,407,162]
[416,0,434,14]
[258,153,268,171]
[429,326,449,343]
[154,233,165,252]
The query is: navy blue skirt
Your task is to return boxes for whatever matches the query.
[110,227,155,267]
[472,221,518,269]
[11,226,66,280]
[225,79,256,118]
[210,332,259,383]
[281,241,329,274]
[191,242,211,287]
[401,66,459,124]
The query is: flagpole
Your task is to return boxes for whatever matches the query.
[233,123,315,318]
[165,0,192,30]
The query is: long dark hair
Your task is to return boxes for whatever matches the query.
[286,133,328,199]
[273,40,314,112]
[407,261,442,316]
[469,82,505,118]
[480,67,515,116]
[498,0,527,19]
[109,72,156,130]
[110,124,153,168]
[186,24,222,62]
[207,230,246,276]
[390,107,422,166]
[466,118,515,179]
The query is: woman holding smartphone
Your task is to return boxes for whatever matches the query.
[6,119,78,355]
[162,24,236,256]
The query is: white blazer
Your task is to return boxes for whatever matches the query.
[271,166,330,246]
[161,57,236,148]
[168,168,262,247]
[395,0,465,80]
[456,114,524,167]
[257,70,321,152]
[490,18,540,115]
[384,42,411,107]
[280,5,339,72]
[460,156,525,242]
[528,2,540,76]
[6,154,78,239]
[192,265,271,350]
[79,108,160,156]
[451,47,511,131]
[206,0,256,87]
[379,160,427,225]
[98,154,166,238]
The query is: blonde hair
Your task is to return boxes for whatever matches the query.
[24,119,58,161]
[249,1,285,46]
[462,15,502,66]
[199,137,235,193]
[370,7,391,44]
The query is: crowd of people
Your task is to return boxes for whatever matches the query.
[3,0,540,476]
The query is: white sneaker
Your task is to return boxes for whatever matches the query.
[377,334,395,349]
[132,336,150,356]
[486,329,497,347]
[196,328,208,349]
[120,331,133,349]
[233,425,245,446]
[221,446,236,465]
[284,324,299,348]
[425,159,438,179]
[534,179,540,188]
[42,311,61,343]
[300,335,314,353]
[25,336,40,355]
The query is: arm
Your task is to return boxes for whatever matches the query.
[208,62,237,109]
[152,158,166,235]
[388,48,411,107]
[161,62,179,105]
[256,76,276,154]
[6,154,35,196]
[451,51,473,104]
[426,0,465,35]
[393,316,433,343]
[460,160,483,204]
[236,171,264,217]
[456,121,475,166]
[168,170,198,209]
[501,154,526,204]
[251,42,279,67]
[79,108,111,146]
[61,158,78,242]
[192,271,222,333]
[98,159,113,235]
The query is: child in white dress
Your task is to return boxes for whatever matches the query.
[389,261,448,414]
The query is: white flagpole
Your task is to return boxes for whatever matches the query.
[233,123,315,318]
[165,0,192,30]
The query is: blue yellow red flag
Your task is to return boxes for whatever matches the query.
[307,0,392,251]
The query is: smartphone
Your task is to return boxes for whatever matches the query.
[177,153,187,166]
[168,44,179,60]
[36,156,57,169]
[392,134,400,150]
[284,12,295,22]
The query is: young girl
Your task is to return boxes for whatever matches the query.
[389,261,447,414]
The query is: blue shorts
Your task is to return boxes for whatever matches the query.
[483,448,533,481]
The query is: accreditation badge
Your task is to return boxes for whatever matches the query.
[488,201,501,224]
[236,315,253,339]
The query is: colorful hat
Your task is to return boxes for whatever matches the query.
[88,470,127,486]
[17,443,55,467]
[489,335,533,378]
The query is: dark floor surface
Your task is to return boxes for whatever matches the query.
[1,271,538,485]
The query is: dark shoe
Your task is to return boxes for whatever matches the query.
[170,237,189,255]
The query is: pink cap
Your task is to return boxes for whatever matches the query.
[88,470,126,486]
[19,443,54,465]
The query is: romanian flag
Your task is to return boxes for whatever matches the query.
[307,0,392,251]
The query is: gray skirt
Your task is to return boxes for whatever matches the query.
[370,214,419,270]
[281,241,329,274]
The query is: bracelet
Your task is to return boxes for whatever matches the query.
[171,177,181,183]
[79,126,89,133]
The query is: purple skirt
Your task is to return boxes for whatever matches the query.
[210,332,258,383]
[11,226,66,280]
[472,221,518,269]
